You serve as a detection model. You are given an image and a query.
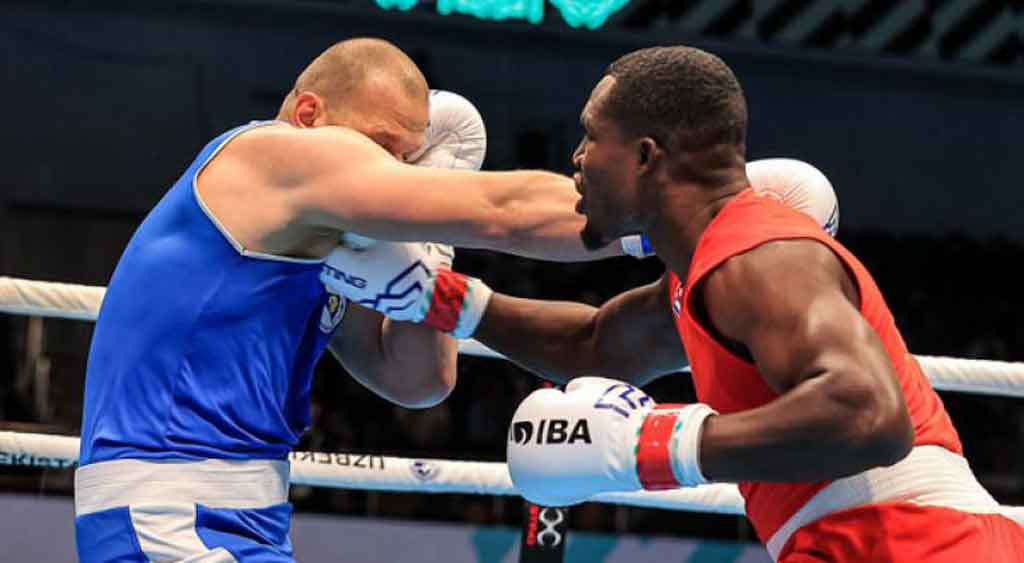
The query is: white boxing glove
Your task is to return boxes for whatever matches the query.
[507,377,717,507]
[407,89,487,171]
[620,157,839,258]
[321,239,492,337]
[747,158,839,236]
[321,240,451,321]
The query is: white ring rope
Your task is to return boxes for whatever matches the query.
[0,276,1021,517]
[0,276,107,321]
[3,276,1023,397]
[0,431,745,514]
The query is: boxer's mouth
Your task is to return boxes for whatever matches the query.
[573,173,587,214]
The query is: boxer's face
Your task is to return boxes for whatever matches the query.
[572,76,644,250]
[337,74,430,162]
[290,79,428,162]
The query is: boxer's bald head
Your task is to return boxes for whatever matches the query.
[279,38,430,160]
[287,38,427,105]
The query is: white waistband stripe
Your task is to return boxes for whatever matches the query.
[766,445,1003,560]
[75,458,290,516]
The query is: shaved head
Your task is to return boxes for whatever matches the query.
[288,38,427,106]
[278,37,430,160]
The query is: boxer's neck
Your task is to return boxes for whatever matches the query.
[640,146,747,274]
[645,181,744,276]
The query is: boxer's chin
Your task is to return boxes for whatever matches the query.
[579,223,611,251]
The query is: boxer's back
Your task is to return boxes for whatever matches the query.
[80,121,343,465]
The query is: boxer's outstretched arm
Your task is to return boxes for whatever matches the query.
[276,126,614,261]
[697,240,914,482]
[328,301,457,408]
[473,275,688,386]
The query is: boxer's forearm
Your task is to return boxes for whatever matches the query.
[473,170,621,262]
[474,280,687,386]
[350,166,618,262]
[698,369,913,483]
[474,294,602,384]
[329,304,457,408]
[297,130,615,262]
[379,318,458,407]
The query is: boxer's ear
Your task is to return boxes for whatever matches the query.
[292,91,328,128]
[636,137,659,174]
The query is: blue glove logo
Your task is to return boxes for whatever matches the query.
[593,383,651,418]
[358,260,433,316]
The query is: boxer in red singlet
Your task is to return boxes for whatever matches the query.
[474,46,1024,561]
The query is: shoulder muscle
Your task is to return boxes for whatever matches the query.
[701,239,863,393]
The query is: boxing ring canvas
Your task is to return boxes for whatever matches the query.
[0,493,770,563]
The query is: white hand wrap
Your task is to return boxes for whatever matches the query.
[620,157,840,258]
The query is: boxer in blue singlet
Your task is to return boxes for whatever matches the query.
[73,38,598,562]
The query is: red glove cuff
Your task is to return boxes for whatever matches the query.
[422,268,469,333]
[636,404,684,490]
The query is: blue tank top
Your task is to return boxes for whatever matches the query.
[80,121,346,464]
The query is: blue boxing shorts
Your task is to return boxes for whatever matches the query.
[74,459,293,562]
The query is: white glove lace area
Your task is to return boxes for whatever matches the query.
[321,241,454,323]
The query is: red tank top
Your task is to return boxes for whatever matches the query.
[668,189,962,543]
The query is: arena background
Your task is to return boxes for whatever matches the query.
[1,1,1021,561]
